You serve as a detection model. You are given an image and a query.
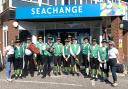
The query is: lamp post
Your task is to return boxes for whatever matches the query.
[13,21,19,39]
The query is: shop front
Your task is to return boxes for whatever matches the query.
[18,20,102,45]
[0,2,127,63]
[16,3,123,45]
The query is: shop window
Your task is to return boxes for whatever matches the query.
[64,0,69,5]
[82,0,87,4]
[76,0,81,4]
[49,0,55,5]
[19,30,31,42]
[56,0,62,5]
[69,0,75,5]
[32,0,38,2]
[87,0,92,4]
[42,0,47,4]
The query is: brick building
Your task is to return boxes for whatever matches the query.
[0,0,128,63]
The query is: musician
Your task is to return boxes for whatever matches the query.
[14,39,23,79]
[23,37,35,77]
[36,36,44,75]
[81,37,90,77]
[40,38,53,78]
[62,39,71,74]
[70,38,81,76]
[89,39,100,80]
[52,37,63,75]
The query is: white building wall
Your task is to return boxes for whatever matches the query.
[0,0,3,13]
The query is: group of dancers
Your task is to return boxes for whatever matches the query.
[1,35,119,86]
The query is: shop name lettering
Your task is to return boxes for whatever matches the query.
[31,6,83,15]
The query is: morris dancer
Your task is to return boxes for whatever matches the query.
[14,39,23,79]
[81,37,90,77]
[62,39,71,74]
[52,37,63,75]
[70,38,81,76]
[89,39,100,80]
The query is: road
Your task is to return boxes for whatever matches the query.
[0,70,128,89]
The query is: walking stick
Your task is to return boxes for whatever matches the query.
[22,43,25,69]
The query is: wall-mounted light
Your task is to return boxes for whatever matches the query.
[13,21,19,28]
[120,22,124,29]
[13,21,19,39]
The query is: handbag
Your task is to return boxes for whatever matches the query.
[116,64,124,73]
[7,54,14,62]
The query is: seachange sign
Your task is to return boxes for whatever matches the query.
[31,5,83,15]
[16,3,125,19]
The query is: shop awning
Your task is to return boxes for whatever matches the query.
[16,3,126,20]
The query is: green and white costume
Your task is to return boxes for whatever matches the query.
[62,44,70,59]
[70,44,81,57]
[52,42,63,56]
[14,45,24,77]
[70,43,81,74]
[98,46,108,79]
[89,44,100,59]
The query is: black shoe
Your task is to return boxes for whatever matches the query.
[58,72,61,75]
[15,76,18,80]
[42,75,46,78]
[48,73,51,77]
[54,72,57,76]
[95,78,98,81]
[90,77,94,80]
[30,74,34,77]
[76,73,80,76]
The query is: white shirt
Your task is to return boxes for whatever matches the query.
[108,47,118,59]
[6,45,14,55]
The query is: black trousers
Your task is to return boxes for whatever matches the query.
[71,55,80,69]
[37,54,41,66]
[82,54,89,68]
[14,58,23,70]
[100,63,107,72]
[24,54,35,76]
[47,56,52,69]
[90,58,99,69]
[63,56,71,67]
[41,55,52,75]
[54,56,62,66]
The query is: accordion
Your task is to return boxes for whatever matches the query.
[28,43,40,54]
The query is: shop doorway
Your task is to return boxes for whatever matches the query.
[59,29,90,44]
[60,32,75,44]
[19,30,31,42]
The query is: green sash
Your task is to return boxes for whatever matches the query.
[63,45,70,56]
[90,44,99,58]
[71,44,80,55]
[81,43,89,55]
[99,46,108,60]
[53,43,63,56]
